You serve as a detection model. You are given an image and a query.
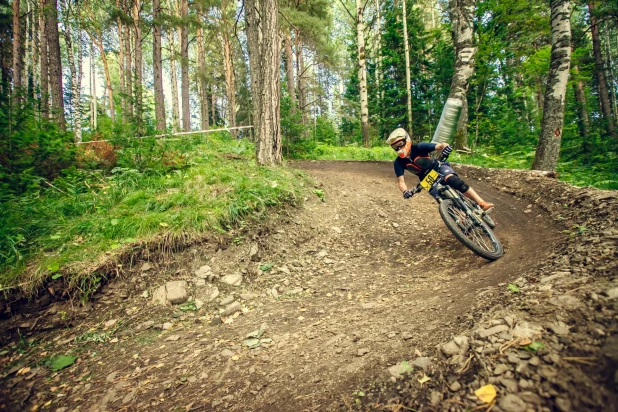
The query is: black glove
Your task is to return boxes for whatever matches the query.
[442,145,453,158]
[403,190,414,199]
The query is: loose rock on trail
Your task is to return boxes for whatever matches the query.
[1,161,616,411]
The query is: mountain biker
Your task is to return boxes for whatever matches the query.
[386,128,494,213]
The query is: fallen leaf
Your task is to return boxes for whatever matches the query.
[475,384,497,404]
[43,400,52,407]
[49,355,76,372]
[231,355,239,361]
[418,374,431,386]
[17,367,31,375]
[518,338,532,346]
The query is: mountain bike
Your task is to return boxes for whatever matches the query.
[409,155,503,261]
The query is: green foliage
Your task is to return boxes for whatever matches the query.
[0,132,305,296]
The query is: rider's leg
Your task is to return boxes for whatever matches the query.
[444,174,494,212]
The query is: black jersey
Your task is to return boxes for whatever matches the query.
[393,142,438,178]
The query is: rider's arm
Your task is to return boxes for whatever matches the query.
[397,176,408,193]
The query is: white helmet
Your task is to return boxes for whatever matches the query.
[386,128,412,158]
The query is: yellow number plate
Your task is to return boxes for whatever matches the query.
[420,170,439,191]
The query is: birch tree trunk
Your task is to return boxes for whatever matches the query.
[90,43,97,130]
[532,0,571,171]
[449,0,477,151]
[355,0,370,146]
[88,35,115,122]
[588,2,615,136]
[284,31,296,114]
[196,11,209,130]
[180,0,190,131]
[402,0,413,136]
[245,0,282,165]
[153,0,166,131]
[13,0,22,95]
[211,85,217,125]
[133,0,143,131]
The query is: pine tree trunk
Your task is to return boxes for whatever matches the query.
[375,0,382,122]
[13,0,22,95]
[180,0,190,131]
[196,13,209,130]
[296,34,307,124]
[125,23,133,117]
[116,0,126,122]
[89,36,115,122]
[588,2,615,135]
[153,0,166,131]
[60,0,81,141]
[39,0,49,116]
[75,29,83,142]
[245,0,282,165]
[572,65,590,143]
[167,33,180,132]
[133,0,142,131]
[44,0,65,127]
[355,0,370,147]
[449,0,477,150]
[221,0,235,135]
[532,0,571,171]
[402,0,413,137]
[223,32,236,136]
[284,32,296,113]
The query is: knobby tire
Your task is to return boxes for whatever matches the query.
[438,199,503,261]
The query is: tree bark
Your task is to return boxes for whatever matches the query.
[449,0,477,150]
[245,0,282,165]
[588,2,615,135]
[355,0,370,146]
[133,0,143,131]
[116,0,126,122]
[153,0,166,131]
[375,0,382,121]
[196,10,209,130]
[13,0,22,95]
[125,23,133,117]
[572,65,590,143]
[211,85,217,125]
[402,0,413,137]
[284,31,296,113]
[532,0,571,171]
[221,0,235,136]
[43,0,64,126]
[60,0,81,141]
[180,0,190,131]
[167,33,180,132]
[90,43,97,130]
[296,34,307,124]
[87,34,115,122]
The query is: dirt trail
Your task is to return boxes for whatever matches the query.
[0,161,560,411]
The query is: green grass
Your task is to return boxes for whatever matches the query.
[296,144,617,190]
[0,133,307,297]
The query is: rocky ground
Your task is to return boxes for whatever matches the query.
[0,161,615,411]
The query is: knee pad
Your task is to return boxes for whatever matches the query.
[445,175,469,193]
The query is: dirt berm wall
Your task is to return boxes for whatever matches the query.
[360,164,618,412]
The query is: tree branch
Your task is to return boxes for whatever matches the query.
[338,0,356,23]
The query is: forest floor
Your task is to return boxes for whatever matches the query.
[0,161,616,411]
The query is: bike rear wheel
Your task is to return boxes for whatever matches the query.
[438,199,503,260]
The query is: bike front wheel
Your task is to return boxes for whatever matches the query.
[438,199,503,260]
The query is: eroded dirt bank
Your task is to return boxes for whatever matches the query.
[0,161,614,412]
